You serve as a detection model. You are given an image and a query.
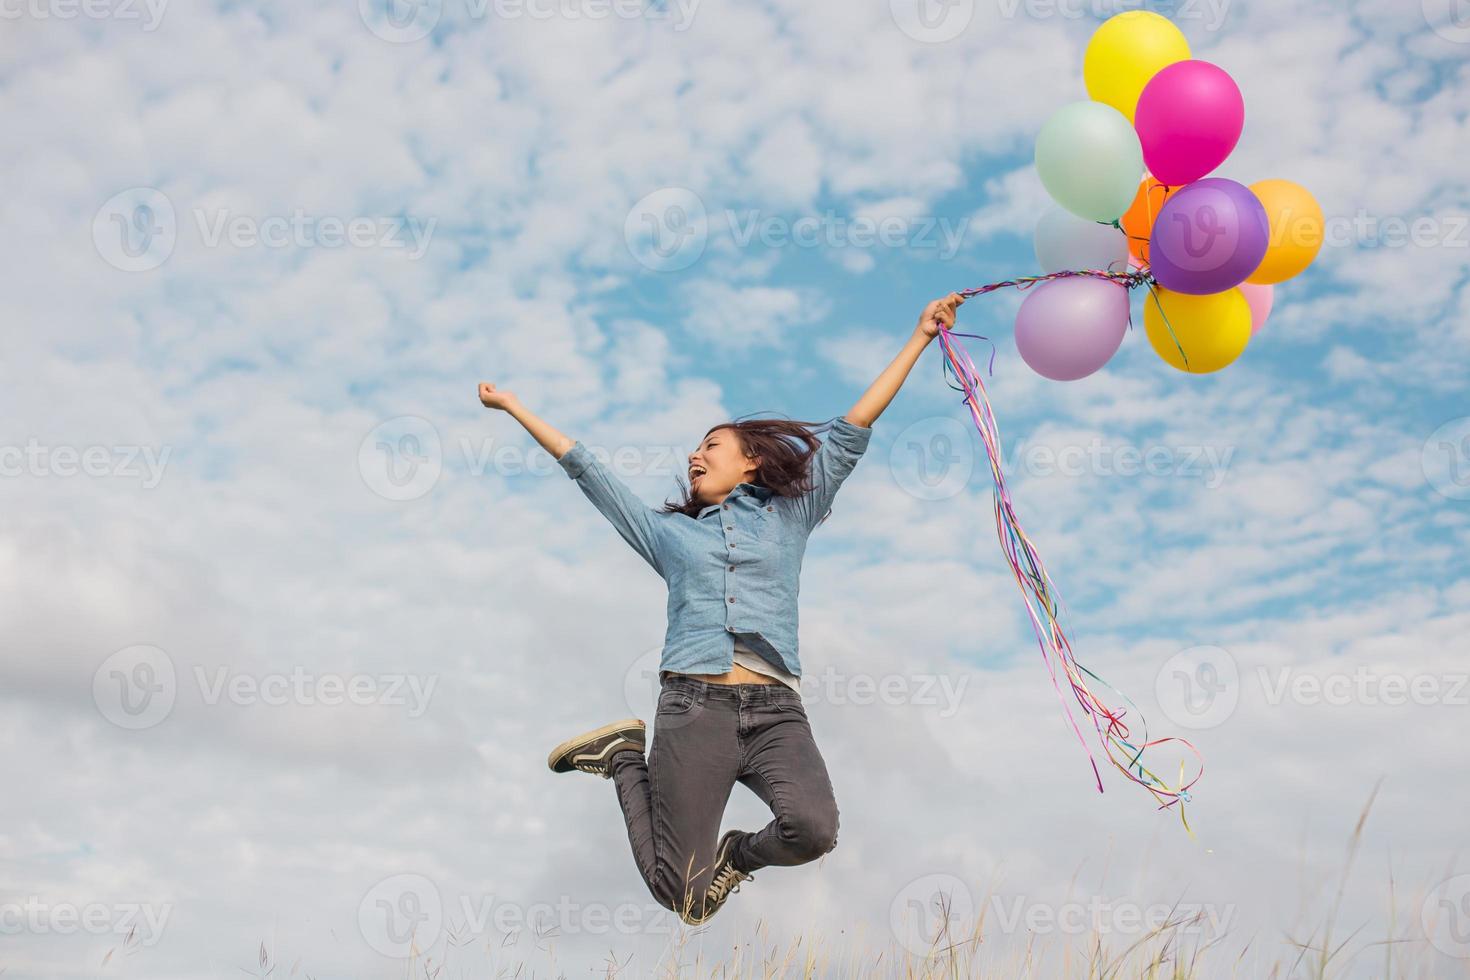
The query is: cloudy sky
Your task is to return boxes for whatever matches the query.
[3,0,1469,976]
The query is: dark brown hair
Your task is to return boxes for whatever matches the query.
[659,415,836,520]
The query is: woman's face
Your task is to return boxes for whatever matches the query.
[687,426,760,506]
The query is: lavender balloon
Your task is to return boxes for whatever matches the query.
[1014,276,1131,381]
[1148,178,1269,295]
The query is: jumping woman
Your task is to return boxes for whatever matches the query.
[478,292,966,925]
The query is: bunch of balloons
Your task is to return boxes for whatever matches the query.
[1017,11,1323,380]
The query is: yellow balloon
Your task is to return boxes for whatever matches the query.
[1144,287,1252,374]
[1248,179,1324,284]
[1084,12,1191,122]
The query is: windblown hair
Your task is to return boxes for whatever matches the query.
[660,415,835,520]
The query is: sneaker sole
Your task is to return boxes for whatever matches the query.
[547,718,646,773]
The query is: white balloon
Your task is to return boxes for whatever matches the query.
[1033,206,1130,275]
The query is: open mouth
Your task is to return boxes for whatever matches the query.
[689,464,707,484]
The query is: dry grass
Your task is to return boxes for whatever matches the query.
[226,785,1468,980]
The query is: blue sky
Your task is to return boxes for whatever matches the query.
[2,0,1469,977]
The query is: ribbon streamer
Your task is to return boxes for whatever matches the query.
[936,270,1204,832]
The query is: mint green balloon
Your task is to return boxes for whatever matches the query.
[1034,100,1144,223]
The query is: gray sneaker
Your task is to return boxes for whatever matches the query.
[547,719,646,778]
[680,829,754,924]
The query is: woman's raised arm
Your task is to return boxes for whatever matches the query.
[480,382,575,459]
[843,293,966,427]
[479,381,666,574]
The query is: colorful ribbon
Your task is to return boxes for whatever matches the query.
[937,269,1204,832]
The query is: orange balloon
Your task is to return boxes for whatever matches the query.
[1247,179,1324,284]
[1119,177,1174,266]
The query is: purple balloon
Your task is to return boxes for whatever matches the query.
[1014,276,1130,381]
[1148,178,1269,295]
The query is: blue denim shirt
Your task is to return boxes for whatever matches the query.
[556,416,873,678]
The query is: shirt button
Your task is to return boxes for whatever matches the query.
[728,596,736,603]
[726,525,733,531]
[728,564,735,571]
[766,506,773,512]
[726,626,735,632]
[723,503,729,509]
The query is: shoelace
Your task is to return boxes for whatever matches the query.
[571,756,612,778]
[706,865,751,902]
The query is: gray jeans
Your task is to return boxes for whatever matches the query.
[608,674,840,916]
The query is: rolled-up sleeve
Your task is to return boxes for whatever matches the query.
[557,441,665,575]
[796,416,873,531]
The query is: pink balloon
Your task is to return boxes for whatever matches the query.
[1239,281,1274,335]
[1134,60,1244,186]
[1014,276,1130,381]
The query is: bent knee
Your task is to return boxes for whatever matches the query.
[780,807,839,861]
